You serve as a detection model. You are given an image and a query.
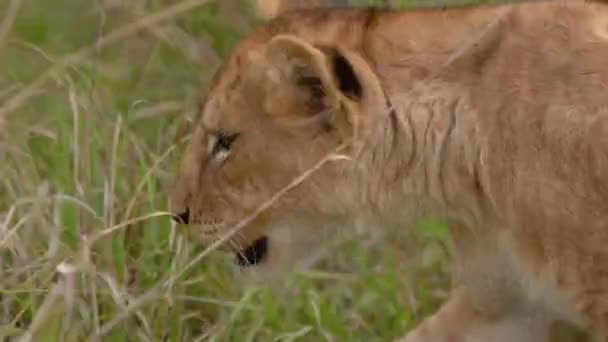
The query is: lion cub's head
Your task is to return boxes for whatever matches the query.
[170,33,386,270]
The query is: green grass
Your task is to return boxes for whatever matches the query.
[0,0,483,340]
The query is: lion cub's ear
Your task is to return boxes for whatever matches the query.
[264,34,385,141]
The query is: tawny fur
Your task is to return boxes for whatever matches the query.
[171,1,608,341]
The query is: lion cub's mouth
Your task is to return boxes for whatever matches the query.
[235,236,268,267]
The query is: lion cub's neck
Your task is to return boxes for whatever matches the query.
[352,80,489,229]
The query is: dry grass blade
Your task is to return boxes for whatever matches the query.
[0,213,30,248]
[0,0,22,51]
[16,281,65,342]
[97,272,154,340]
[85,211,176,251]
[0,0,213,120]
[0,0,23,134]
[123,143,180,227]
[88,285,162,341]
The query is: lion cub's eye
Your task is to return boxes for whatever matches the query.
[211,133,239,156]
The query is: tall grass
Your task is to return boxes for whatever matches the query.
[0,0,481,340]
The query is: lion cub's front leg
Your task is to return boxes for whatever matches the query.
[398,287,556,342]
[398,288,485,342]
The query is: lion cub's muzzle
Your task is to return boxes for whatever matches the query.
[171,207,269,267]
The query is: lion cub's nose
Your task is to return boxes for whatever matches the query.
[172,208,190,225]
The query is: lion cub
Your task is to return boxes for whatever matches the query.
[171,1,608,340]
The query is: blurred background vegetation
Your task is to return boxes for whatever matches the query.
[0,0,511,340]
